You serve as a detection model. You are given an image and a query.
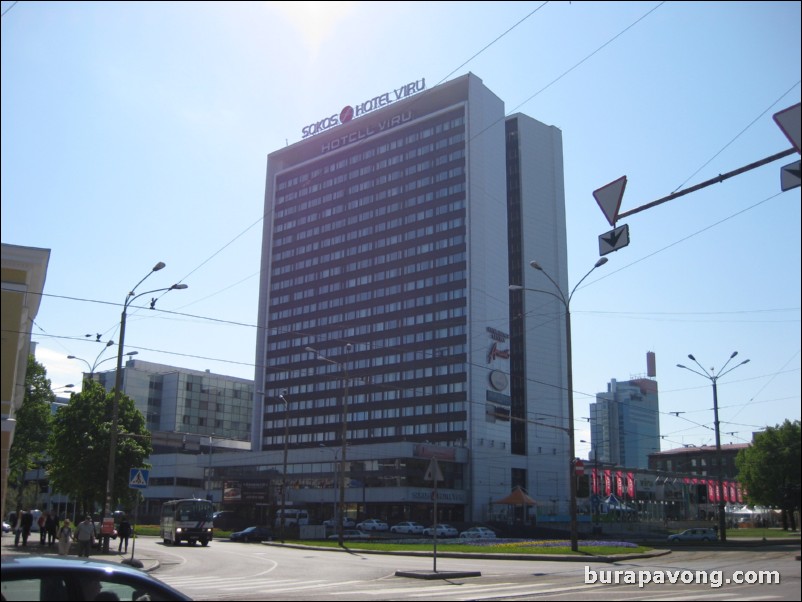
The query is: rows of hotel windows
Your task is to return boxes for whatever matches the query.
[274,175,466,240]
[272,254,466,308]
[272,241,465,283]
[263,111,469,448]
[267,316,467,360]
[275,114,466,195]
[272,223,466,278]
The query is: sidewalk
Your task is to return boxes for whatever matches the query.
[1,533,160,572]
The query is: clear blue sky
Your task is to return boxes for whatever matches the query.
[3,1,799,460]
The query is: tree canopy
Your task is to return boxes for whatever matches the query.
[5,355,54,512]
[736,419,801,529]
[48,379,152,514]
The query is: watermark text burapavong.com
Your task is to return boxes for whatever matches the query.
[585,566,780,588]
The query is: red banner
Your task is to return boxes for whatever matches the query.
[615,471,623,497]
[627,472,635,498]
[707,480,717,503]
[604,469,612,496]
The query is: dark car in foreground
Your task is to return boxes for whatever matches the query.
[0,555,191,601]
[229,526,274,542]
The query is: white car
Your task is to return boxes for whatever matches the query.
[422,524,458,537]
[327,529,369,540]
[356,518,389,531]
[667,528,717,543]
[459,526,496,539]
[390,521,425,534]
[322,517,356,528]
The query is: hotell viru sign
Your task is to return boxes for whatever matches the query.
[301,78,426,139]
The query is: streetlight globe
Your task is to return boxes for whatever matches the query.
[688,354,696,361]
[153,262,166,272]
[594,257,608,268]
[529,260,543,271]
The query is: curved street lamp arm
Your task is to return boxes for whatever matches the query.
[125,284,188,310]
[568,258,608,305]
[529,262,567,306]
[676,363,712,381]
[717,358,750,380]
[125,262,166,300]
[508,286,566,308]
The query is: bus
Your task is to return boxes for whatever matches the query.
[159,499,214,546]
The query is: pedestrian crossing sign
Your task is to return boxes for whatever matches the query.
[423,458,444,482]
[129,468,149,489]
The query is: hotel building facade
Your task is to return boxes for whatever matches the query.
[253,73,569,524]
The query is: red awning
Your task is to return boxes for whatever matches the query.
[493,486,536,506]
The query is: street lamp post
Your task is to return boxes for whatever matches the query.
[580,439,601,532]
[206,434,214,502]
[676,351,750,543]
[278,391,289,542]
[104,262,187,552]
[510,256,608,552]
[305,343,352,546]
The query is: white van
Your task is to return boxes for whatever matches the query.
[275,509,309,527]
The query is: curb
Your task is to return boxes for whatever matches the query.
[262,541,673,563]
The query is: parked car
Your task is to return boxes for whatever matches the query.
[322,516,356,528]
[327,529,369,540]
[667,528,718,543]
[0,555,191,601]
[423,524,459,537]
[229,526,273,542]
[459,526,497,539]
[390,521,425,534]
[2,520,11,533]
[213,511,250,532]
[356,518,389,531]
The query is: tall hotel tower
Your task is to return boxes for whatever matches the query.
[254,73,569,523]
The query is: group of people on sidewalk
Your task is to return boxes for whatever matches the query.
[10,510,132,557]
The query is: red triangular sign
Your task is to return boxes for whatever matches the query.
[773,103,801,154]
[593,176,627,227]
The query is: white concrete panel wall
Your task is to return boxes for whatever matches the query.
[463,75,512,519]
[513,115,571,513]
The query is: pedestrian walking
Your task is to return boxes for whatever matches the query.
[58,518,73,555]
[46,512,58,547]
[38,512,48,545]
[117,517,132,553]
[75,515,95,557]
[19,509,33,546]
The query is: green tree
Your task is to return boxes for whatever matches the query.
[5,355,54,513]
[48,380,152,514]
[736,419,801,530]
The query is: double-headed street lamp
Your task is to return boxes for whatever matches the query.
[69,349,138,380]
[68,339,115,378]
[104,262,187,550]
[676,351,750,543]
[305,343,352,547]
[510,256,608,552]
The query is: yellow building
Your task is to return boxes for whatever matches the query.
[1,243,50,521]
